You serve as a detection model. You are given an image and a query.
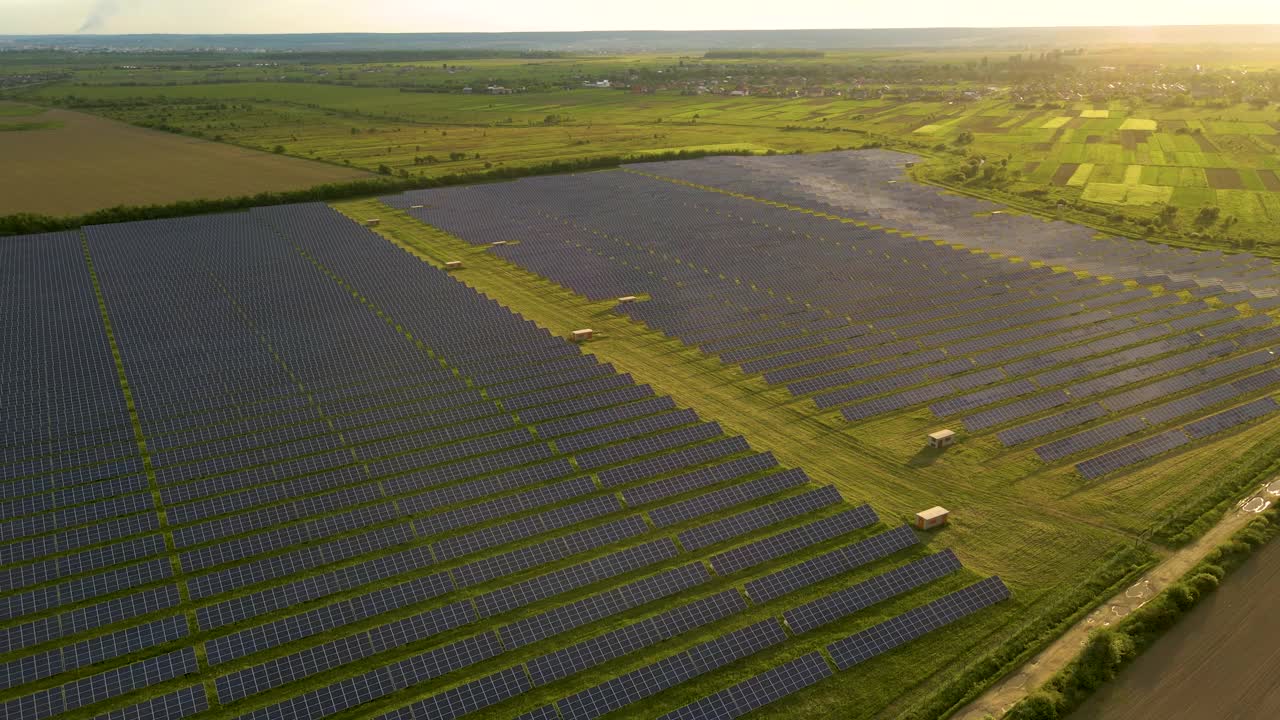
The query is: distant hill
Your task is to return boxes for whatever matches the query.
[4,26,1280,53]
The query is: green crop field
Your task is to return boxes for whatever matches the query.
[12,46,1280,253]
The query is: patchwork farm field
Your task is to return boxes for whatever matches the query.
[20,75,1280,250]
[0,102,369,216]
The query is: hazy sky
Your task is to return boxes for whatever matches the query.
[2,0,1279,35]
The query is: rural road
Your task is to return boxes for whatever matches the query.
[953,481,1279,720]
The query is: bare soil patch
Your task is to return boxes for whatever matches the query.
[1259,169,1280,192]
[0,106,369,216]
[1118,130,1151,150]
[1191,132,1219,152]
[961,115,1009,133]
[1085,135,1103,144]
[1162,119,1188,131]
[1023,161,1041,175]
[1206,167,1245,190]
[1051,163,1081,186]
[1006,113,1040,130]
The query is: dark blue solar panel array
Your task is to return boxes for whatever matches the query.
[2,196,1006,720]
[384,153,1280,488]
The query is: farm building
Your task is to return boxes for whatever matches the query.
[927,429,955,448]
[915,507,950,530]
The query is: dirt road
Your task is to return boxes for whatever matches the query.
[954,489,1273,720]
[1071,538,1280,719]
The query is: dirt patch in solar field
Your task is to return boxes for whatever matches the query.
[1259,169,1280,191]
[1085,135,1103,144]
[1072,536,1280,720]
[0,104,370,217]
[1205,167,1245,189]
[1118,130,1151,150]
[1051,163,1081,186]
[1191,132,1219,152]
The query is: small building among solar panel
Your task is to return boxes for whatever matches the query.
[927,429,955,448]
[915,506,949,530]
[572,329,594,342]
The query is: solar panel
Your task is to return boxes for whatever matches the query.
[648,468,809,527]
[555,619,788,720]
[471,538,678,619]
[90,685,208,720]
[498,562,709,649]
[527,588,747,685]
[622,452,777,507]
[657,652,833,720]
[1184,397,1280,439]
[374,665,530,720]
[711,504,878,576]
[827,576,1010,670]
[677,485,841,551]
[784,550,963,633]
[744,525,916,604]
[597,436,751,489]
[1075,429,1191,480]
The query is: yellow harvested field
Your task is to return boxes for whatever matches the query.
[912,124,945,134]
[1081,109,1111,118]
[1066,163,1095,187]
[0,106,370,217]
[1119,118,1158,131]
[1040,116,1073,129]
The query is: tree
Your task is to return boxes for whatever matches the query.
[954,131,974,145]
[377,164,392,175]
[272,145,285,154]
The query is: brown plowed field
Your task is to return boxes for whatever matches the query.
[1118,130,1151,150]
[1259,169,1280,191]
[961,115,1009,133]
[1071,539,1280,720]
[1206,167,1245,189]
[1051,163,1081,186]
[1191,132,1219,152]
[0,105,369,216]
